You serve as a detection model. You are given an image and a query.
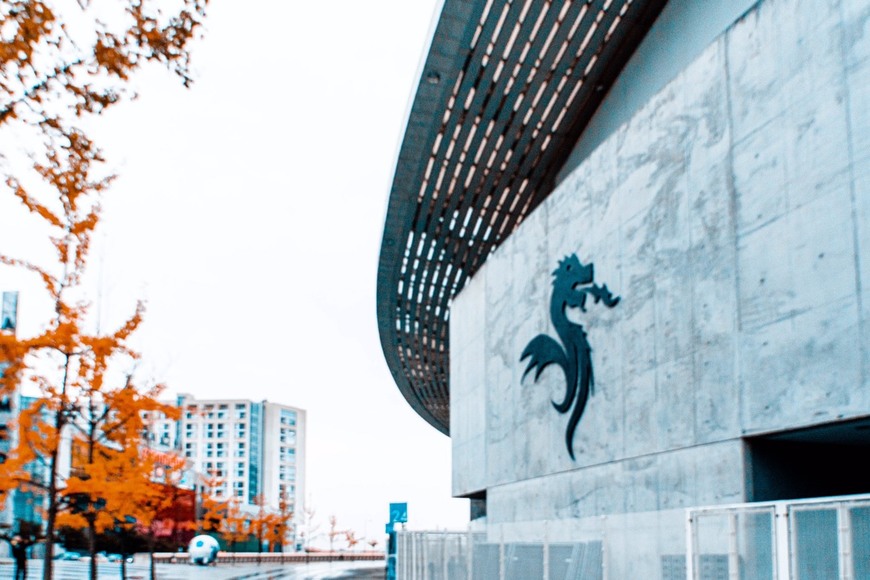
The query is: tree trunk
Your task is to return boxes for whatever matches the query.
[41,419,61,580]
[43,357,74,580]
[149,533,156,580]
[120,555,127,579]
[88,515,97,580]
[43,493,57,580]
[87,426,98,580]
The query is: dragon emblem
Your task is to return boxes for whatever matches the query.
[520,254,620,460]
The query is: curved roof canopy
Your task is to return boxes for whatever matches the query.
[377,0,666,434]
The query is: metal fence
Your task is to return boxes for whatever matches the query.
[397,531,603,580]
[688,495,870,580]
[397,494,870,580]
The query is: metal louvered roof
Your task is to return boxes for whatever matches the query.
[377,0,667,434]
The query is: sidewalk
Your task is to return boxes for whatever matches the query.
[0,559,385,579]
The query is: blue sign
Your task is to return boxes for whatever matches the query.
[389,502,407,524]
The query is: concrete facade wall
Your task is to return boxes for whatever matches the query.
[557,0,759,183]
[450,0,870,539]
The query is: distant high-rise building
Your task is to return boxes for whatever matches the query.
[1,291,21,532]
[1,291,74,536]
[1,291,18,332]
[170,394,305,543]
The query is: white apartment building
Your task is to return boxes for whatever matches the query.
[173,395,305,531]
[261,402,304,513]
[143,408,178,452]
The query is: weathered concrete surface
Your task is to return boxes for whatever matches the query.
[449,0,870,540]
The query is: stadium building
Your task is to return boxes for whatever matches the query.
[377,0,870,577]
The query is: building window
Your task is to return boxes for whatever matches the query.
[280,427,298,443]
[248,402,261,503]
[280,410,297,426]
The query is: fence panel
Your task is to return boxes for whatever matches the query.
[471,543,500,579]
[504,544,543,580]
[790,506,839,580]
[850,506,870,580]
[691,507,776,580]
[548,543,604,580]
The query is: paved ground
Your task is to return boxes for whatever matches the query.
[318,567,384,580]
[0,559,386,579]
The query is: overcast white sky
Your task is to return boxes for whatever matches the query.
[0,0,470,541]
